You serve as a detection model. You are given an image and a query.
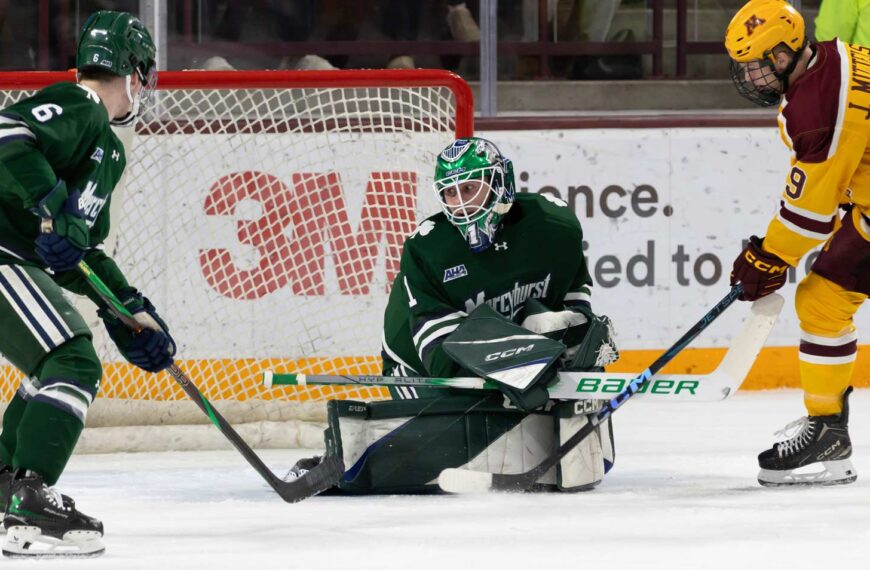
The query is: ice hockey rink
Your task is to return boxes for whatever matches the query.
[1,389,865,570]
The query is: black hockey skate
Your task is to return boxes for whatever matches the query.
[758,387,857,487]
[2,470,104,558]
[283,455,324,482]
[0,464,74,521]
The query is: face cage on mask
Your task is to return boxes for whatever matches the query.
[729,58,783,107]
[113,63,157,126]
[138,64,158,104]
[434,166,503,227]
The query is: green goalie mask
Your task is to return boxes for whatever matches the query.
[433,137,516,252]
[76,10,157,125]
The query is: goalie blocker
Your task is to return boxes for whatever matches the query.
[291,302,618,493]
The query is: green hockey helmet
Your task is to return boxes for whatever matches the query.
[77,11,156,81]
[433,137,516,252]
[76,11,157,124]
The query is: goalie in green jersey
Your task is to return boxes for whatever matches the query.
[287,137,620,495]
[0,11,173,557]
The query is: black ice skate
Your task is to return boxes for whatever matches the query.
[283,455,323,482]
[2,470,104,558]
[758,387,857,487]
[0,464,74,522]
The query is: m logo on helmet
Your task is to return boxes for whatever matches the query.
[744,15,766,35]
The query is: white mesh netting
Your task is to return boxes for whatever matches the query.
[0,70,472,451]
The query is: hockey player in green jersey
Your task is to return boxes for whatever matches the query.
[0,11,172,557]
[381,138,597,394]
[287,137,619,494]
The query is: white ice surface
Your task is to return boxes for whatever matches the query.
[5,390,870,570]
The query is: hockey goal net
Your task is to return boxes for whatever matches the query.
[0,69,473,452]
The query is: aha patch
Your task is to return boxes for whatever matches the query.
[443,264,468,283]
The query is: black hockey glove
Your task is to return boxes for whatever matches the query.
[99,290,176,373]
[32,181,89,272]
[730,235,789,301]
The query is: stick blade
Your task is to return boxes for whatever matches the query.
[438,468,493,494]
[276,456,344,503]
[705,293,785,398]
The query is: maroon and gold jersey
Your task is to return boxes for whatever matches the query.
[766,40,870,266]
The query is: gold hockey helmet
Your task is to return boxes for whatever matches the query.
[724,1,807,107]
[725,0,805,63]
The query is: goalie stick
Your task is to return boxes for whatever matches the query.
[262,292,783,402]
[76,260,343,503]
[266,367,728,402]
[438,286,781,494]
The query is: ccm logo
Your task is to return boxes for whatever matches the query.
[485,344,534,361]
[744,251,787,274]
[816,440,841,461]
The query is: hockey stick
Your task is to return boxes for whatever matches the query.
[262,292,783,402]
[75,260,343,503]
[264,369,726,402]
[438,285,766,493]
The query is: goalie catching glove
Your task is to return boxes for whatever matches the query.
[519,299,619,371]
[98,290,176,373]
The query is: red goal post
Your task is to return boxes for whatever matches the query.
[0,69,474,452]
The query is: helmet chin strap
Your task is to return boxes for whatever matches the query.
[111,74,141,127]
[773,40,810,95]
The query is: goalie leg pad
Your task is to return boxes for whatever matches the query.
[324,395,556,494]
[554,400,616,491]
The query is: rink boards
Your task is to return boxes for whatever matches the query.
[1,124,866,400]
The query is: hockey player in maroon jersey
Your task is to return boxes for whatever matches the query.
[726,0,869,486]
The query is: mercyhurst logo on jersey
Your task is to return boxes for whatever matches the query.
[464,273,552,318]
[77,181,107,227]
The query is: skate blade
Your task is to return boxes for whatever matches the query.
[2,526,104,558]
[758,459,858,487]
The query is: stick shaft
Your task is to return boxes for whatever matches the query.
[262,371,719,401]
[489,285,743,491]
[76,260,314,501]
[596,284,743,418]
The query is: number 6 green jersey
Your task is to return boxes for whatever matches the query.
[0,81,133,298]
[381,192,593,378]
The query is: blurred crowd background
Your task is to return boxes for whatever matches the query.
[0,1,826,81]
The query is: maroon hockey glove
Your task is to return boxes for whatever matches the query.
[730,236,789,301]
